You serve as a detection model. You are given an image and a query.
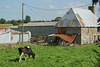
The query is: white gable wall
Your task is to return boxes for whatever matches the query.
[0,32,11,43]
[11,34,20,43]
[11,33,29,43]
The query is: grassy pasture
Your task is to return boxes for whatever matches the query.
[0,43,99,67]
[0,24,13,27]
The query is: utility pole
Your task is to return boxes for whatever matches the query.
[22,3,24,44]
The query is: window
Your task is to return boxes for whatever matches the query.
[86,28,89,33]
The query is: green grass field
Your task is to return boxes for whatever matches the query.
[0,24,13,27]
[0,43,100,67]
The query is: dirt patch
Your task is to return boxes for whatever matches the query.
[0,44,19,49]
[22,43,34,45]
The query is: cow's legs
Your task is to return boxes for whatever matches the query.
[25,55,27,60]
[28,54,30,60]
[19,52,24,62]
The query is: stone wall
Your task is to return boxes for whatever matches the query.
[81,27,98,45]
[65,27,99,45]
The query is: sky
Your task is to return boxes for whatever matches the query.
[0,0,100,21]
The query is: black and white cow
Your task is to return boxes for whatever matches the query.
[18,46,35,62]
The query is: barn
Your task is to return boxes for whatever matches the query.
[52,8,99,45]
[10,22,57,36]
[0,27,31,44]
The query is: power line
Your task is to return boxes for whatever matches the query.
[24,3,91,11]
[24,4,66,10]
[25,6,45,18]
[25,5,62,21]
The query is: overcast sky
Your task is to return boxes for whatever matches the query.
[0,0,99,21]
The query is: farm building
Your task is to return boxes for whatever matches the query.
[0,27,31,44]
[51,7,99,45]
[10,22,57,36]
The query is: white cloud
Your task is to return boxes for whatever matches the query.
[56,11,66,15]
[54,2,86,16]
[0,6,12,9]
[49,5,55,9]
[68,2,86,8]
[43,0,51,3]
[56,11,64,14]
[5,6,11,9]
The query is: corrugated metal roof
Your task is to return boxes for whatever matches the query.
[19,22,57,27]
[57,8,98,27]
[11,32,21,34]
[10,29,28,34]
[49,34,76,43]
[0,27,28,34]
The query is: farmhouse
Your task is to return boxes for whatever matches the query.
[52,7,99,45]
[10,22,57,36]
[0,27,31,43]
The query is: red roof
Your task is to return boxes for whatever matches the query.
[0,27,6,30]
[11,32,22,34]
[49,34,76,43]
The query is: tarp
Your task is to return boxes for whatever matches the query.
[49,34,76,43]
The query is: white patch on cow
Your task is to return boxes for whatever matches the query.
[27,46,30,48]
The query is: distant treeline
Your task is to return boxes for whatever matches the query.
[31,17,62,22]
[0,15,31,25]
[0,16,61,25]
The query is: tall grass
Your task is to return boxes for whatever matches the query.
[0,44,99,67]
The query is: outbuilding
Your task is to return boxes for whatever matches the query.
[0,27,31,44]
[53,8,99,45]
[10,22,57,36]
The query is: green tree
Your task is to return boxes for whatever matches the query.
[17,20,22,23]
[54,17,61,21]
[6,21,11,24]
[24,15,31,23]
[10,20,19,25]
[92,0,99,6]
[0,18,6,24]
[51,17,61,21]
[98,17,100,22]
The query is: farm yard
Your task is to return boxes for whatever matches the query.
[0,0,100,67]
[0,43,100,67]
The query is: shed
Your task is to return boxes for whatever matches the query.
[0,27,31,44]
[10,22,57,36]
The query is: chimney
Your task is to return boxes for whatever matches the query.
[88,6,95,14]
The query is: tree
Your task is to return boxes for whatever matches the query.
[10,20,19,25]
[54,17,62,21]
[92,0,100,6]
[6,21,11,24]
[24,15,31,23]
[98,17,100,22]
[51,17,62,21]
[17,20,22,23]
[0,18,6,24]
